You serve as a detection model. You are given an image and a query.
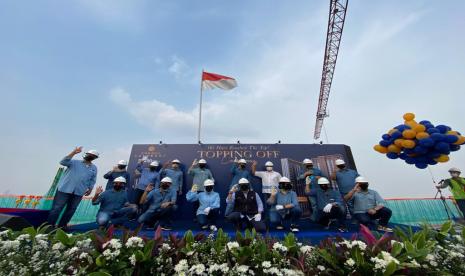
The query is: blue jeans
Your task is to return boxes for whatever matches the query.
[138,206,176,227]
[47,191,83,227]
[353,207,392,228]
[197,208,219,227]
[269,207,302,227]
[309,196,318,221]
[96,206,137,226]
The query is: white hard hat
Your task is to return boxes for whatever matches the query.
[198,159,207,164]
[449,167,461,173]
[113,176,127,183]
[303,158,313,165]
[172,159,181,164]
[150,161,159,167]
[355,176,368,183]
[204,179,215,186]
[161,177,172,183]
[265,161,273,167]
[117,160,127,166]
[279,176,290,183]
[238,178,249,184]
[335,159,345,166]
[318,177,330,185]
[238,159,247,164]
[86,149,99,158]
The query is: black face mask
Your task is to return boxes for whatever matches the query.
[150,166,157,171]
[113,185,124,191]
[306,165,313,169]
[205,186,214,192]
[118,165,126,170]
[240,184,249,191]
[278,183,285,190]
[83,155,96,162]
[240,164,246,169]
[161,183,170,190]
[284,183,292,190]
[320,185,329,191]
[337,165,345,170]
[199,164,206,169]
[359,183,369,190]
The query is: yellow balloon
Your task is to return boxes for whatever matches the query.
[404,120,418,129]
[402,140,416,149]
[374,145,389,154]
[454,136,465,145]
[413,124,426,133]
[416,132,430,140]
[388,144,401,153]
[403,113,415,121]
[394,139,404,147]
[447,130,459,135]
[402,129,417,139]
[435,155,450,163]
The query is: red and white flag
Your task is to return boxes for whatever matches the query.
[201,71,237,91]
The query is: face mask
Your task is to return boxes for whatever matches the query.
[150,166,157,171]
[161,183,170,190]
[199,164,206,169]
[306,165,313,169]
[240,184,249,191]
[337,165,345,170]
[278,183,285,190]
[240,164,246,169]
[113,185,124,191]
[359,183,369,190]
[451,172,460,178]
[284,184,292,190]
[266,167,273,172]
[172,164,179,169]
[205,186,214,192]
[320,185,329,191]
[83,155,96,162]
[118,165,126,170]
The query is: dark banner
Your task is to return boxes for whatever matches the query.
[127,144,356,219]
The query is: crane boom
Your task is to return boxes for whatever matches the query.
[314,0,348,140]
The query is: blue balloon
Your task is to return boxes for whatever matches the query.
[399,153,408,160]
[391,131,402,139]
[435,142,450,153]
[450,145,461,152]
[427,128,440,134]
[430,133,444,141]
[415,163,428,169]
[419,120,431,125]
[436,125,449,134]
[386,152,399,159]
[427,151,441,159]
[403,148,414,154]
[413,146,428,154]
[424,124,435,129]
[427,159,438,165]
[379,140,391,147]
[405,157,416,164]
[419,138,435,148]
[382,134,391,140]
[445,135,459,144]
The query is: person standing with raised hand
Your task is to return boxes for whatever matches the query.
[230,158,251,189]
[47,146,98,230]
[103,160,131,191]
[134,160,161,207]
[160,159,184,196]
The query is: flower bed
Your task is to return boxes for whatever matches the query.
[0,222,464,275]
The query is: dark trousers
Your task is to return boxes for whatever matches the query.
[47,191,83,227]
[353,207,392,228]
[226,212,266,233]
[197,208,219,227]
[318,206,345,228]
[137,206,175,227]
[269,207,302,227]
[133,189,145,207]
[456,199,465,218]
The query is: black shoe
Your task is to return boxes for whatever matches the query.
[290,224,299,232]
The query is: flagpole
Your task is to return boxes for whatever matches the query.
[197,69,204,143]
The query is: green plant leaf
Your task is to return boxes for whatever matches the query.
[383,261,397,276]
[95,255,106,267]
[88,272,112,276]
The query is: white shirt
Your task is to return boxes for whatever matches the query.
[254,171,282,194]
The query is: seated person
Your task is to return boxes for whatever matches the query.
[226,178,266,233]
[267,177,302,232]
[307,177,346,231]
[344,176,392,232]
[186,179,220,231]
[137,177,177,231]
[92,176,137,227]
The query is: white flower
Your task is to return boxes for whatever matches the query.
[345,258,355,267]
[281,268,304,276]
[129,254,136,266]
[76,238,92,248]
[273,242,288,253]
[262,261,272,268]
[52,242,65,251]
[299,245,314,254]
[1,240,20,250]
[237,265,250,273]
[79,252,89,259]
[35,234,48,241]
[317,265,325,271]
[352,240,367,251]
[263,267,281,275]
[174,259,189,273]
[103,238,122,249]
[125,236,144,248]
[209,263,230,273]
[102,248,121,260]
[409,260,420,267]
[0,230,10,238]
[226,241,240,250]
[66,247,79,256]
[189,264,205,275]
[17,234,30,241]
[425,254,437,267]
[161,243,171,251]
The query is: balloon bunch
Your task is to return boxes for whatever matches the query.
[374,113,465,169]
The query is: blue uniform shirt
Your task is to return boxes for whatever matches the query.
[160,168,183,192]
[58,157,97,196]
[136,164,160,191]
[267,191,299,212]
[352,189,386,214]
[335,168,359,194]
[146,188,177,211]
[186,191,220,215]
[230,165,251,188]
[103,170,131,190]
[298,167,324,191]
[92,190,129,213]
[310,188,344,211]
[188,167,213,191]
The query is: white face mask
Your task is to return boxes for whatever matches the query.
[266,167,273,172]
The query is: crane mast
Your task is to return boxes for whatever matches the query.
[314,0,348,140]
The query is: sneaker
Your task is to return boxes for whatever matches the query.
[290,225,299,232]
[210,225,218,232]
[201,225,209,230]
[337,227,348,233]
[161,225,172,231]
[377,226,393,232]
[276,225,284,230]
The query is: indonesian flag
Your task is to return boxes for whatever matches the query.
[201,71,237,91]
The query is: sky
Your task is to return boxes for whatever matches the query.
[0,0,464,197]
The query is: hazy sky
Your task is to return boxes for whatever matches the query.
[1,0,464,197]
